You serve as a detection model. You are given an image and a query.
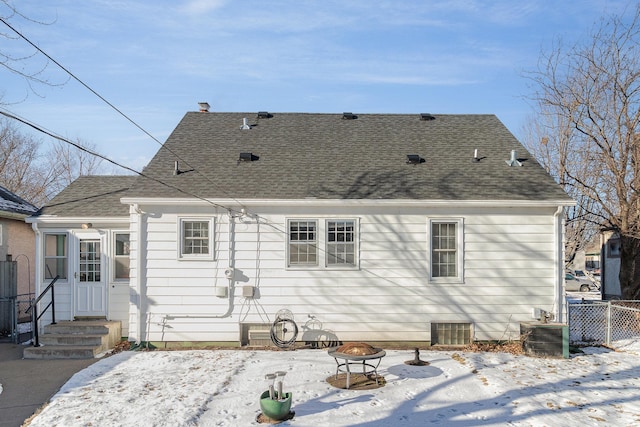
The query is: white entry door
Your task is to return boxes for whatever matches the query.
[74,235,107,317]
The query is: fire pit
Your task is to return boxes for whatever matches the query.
[327,343,386,389]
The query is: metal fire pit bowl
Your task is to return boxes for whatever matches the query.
[328,343,386,389]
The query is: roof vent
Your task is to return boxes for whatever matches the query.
[257,111,272,119]
[173,160,194,175]
[342,112,358,120]
[239,152,259,162]
[198,102,210,112]
[506,150,522,167]
[420,113,435,121]
[406,154,425,165]
[240,118,251,130]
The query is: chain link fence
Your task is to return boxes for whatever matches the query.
[568,300,640,349]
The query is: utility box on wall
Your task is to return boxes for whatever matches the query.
[520,322,569,359]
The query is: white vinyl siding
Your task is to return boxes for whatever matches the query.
[123,204,560,344]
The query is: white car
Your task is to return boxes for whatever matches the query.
[565,272,595,292]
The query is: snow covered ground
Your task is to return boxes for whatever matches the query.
[23,342,640,426]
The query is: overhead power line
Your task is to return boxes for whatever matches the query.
[0,14,244,205]
[0,15,165,147]
[0,108,237,212]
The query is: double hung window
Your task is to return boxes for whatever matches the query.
[288,220,318,266]
[179,218,214,260]
[326,220,355,266]
[288,218,358,269]
[429,218,464,282]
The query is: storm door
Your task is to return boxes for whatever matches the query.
[74,236,106,317]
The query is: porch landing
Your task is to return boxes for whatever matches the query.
[23,320,122,359]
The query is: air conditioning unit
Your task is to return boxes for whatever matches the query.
[242,286,255,298]
[224,268,235,279]
[215,286,228,298]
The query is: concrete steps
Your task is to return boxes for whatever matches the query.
[23,320,122,359]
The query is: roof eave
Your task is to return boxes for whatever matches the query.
[0,211,33,221]
[121,197,576,208]
[26,215,130,225]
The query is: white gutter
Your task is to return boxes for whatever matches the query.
[31,221,42,301]
[133,204,144,344]
[121,197,576,209]
[25,216,129,225]
[553,205,565,323]
[0,211,32,221]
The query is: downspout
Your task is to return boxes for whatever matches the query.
[553,205,565,323]
[133,204,145,344]
[600,232,605,299]
[31,222,42,331]
[31,222,41,294]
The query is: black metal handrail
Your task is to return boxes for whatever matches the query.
[26,275,59,347]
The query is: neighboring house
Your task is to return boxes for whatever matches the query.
[27,111,574,346]
[569,241,601,273]
[567,240,601,278]
[0,185,38,298]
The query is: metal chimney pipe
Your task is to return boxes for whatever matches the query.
[506,150,522,167]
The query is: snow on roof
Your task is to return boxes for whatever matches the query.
[0,185,37,216]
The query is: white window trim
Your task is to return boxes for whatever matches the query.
[286,218,319,268]
[286,217,359,270]
[324,218,359,269]
[177,217,215,261]
[0,224,3,246]
[112,231,131,282]
[427,217,464,283]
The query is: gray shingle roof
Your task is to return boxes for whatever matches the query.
[0,185,38,216]
[130,112,572,202]
[38,176,137,217]
[34,112,573,219]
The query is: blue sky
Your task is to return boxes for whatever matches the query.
[0,1,633,173]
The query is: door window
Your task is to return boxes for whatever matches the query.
[79,240,101,282]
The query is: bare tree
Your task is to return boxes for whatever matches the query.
[47,139,103,197]
[0,118,53,205]
[522,114,601,267]
[0,0,65,101]
[525,5,640,299]
[0,118,103,206]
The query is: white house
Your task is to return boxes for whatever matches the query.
[27,111,574,347]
